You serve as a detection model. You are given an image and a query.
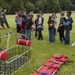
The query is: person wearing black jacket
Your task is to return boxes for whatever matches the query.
[25,15,32,40]
[35,15,39,37]
[37,12,44,40]
[63,11,73,45]
[20,15,26,39]
[3,9,10,28]
[58,12,66,42]
[0,7,4,28]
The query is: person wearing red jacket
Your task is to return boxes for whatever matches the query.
[20,15,26,39]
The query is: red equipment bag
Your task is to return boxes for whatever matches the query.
[0,51,8,61]
[16,39,31,46]
[32,54,69,75]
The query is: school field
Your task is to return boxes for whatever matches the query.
[0,13,75,75]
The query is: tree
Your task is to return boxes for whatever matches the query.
[27,0,38,4]
[70,0,75,5]
[59,0,75,10]
[0,0,75,14]
[35,1,44,12]
[40,0,49,13]
[26,2,35,13]
[0,0,10,13]
[47,0,60,13]
[10,0,25,14]
[4,0,12,4]
[23,0,28,7]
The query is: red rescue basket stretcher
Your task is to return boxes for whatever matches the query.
[32,54,69,75]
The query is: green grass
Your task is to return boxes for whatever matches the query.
[0,13,75,75]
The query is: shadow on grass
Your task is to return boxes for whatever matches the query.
[66,60,75,66]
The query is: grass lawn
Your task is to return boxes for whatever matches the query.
[0,13,75,75]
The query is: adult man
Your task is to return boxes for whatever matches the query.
[3,9,10,28]
[0,7,4,28]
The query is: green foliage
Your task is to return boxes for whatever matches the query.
[4,0,12,4]
[39,0,49,13]
[0,0,10,13]
[10,0,25,14]
[59,0,75,10]
[0,0,75,13]
[23,0,28,7]
[35,1,44,12]
[28,0,38,4]
[26,2,35,13]
[70,0,75,4]
[46,0,61,13]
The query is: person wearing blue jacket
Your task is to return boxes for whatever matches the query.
[63,11,73,45]
[15,15,22,33]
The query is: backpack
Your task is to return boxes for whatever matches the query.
[65,18,73,31]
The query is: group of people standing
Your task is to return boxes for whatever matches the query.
[0,7,73,45]
[34,11,73,45]
[0,7,10,29]
[15,11,44,40]
[15,10,73,45]
[48,11,73,45]
[15,11,34,40]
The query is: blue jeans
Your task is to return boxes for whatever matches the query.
[49,29,54,42]
[20,30,26,39]
[26,29,31,40]
[65,30,70,44]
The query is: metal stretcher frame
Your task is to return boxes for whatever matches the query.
[0,32,31,75]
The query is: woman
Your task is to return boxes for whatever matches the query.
[37,12,44,40]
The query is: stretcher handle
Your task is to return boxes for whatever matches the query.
[36,71,50,75]
[0,32,29,49]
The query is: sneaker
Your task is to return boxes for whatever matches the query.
[72,42,75,46]
[64,42,70,45]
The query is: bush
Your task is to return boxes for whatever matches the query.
[35,1,44,13]
[10,0,25,14]
[0,0,10,13]
[59,0,75,11]
[26,2,35,13]
[46,0,60,13]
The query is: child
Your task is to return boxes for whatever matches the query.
[30,12,35,31]
[63,11,73,45]
[0,19,3,30]
[30,12,34,20]
[52,13,57,35]
[35,15,39,37]
[0,24,3,30]
[20,15,26,39]
[20,15,26,31]
[15,15,22,33]
[25,15,32,40]
[37,12,44,40]
[48,16,55,43]
[58,12,66,42]
[31,20,35,31]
